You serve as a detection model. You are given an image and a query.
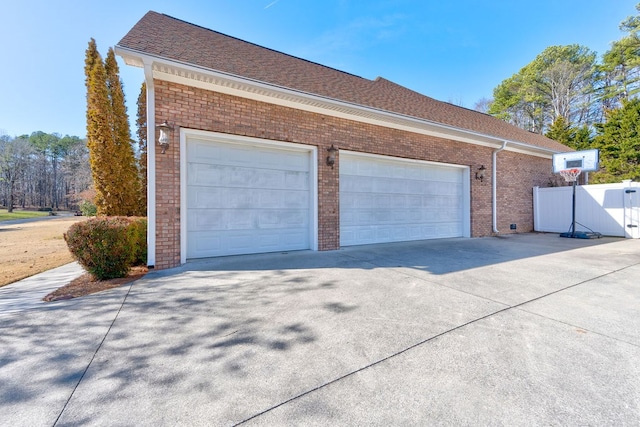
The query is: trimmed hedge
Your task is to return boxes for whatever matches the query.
[65,217,147,280]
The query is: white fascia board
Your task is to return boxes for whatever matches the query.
[115,46,560,159]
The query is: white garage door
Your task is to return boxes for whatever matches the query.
[340,152,468,246]
[186,136,314,259]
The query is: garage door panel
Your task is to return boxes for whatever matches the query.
[189,164,309,191]
[188,228,309,258]
[189,139,308,172]
[340,154,466,246]
[187,137,312,259]
[188,207,309,230]
[284,171,310,190]
[189,186,258,209]
[341,175,371,192]
[256,189,309,209]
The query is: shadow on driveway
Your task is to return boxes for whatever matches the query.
[2,233,639,426]
[178,233,628,275]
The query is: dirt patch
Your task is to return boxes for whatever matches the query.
[43,266,148,301]
[0,217,86,287]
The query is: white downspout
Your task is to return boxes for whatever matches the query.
[143,60,156,267]
[492,141,508,233]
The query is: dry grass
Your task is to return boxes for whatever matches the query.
[0,217,86,287]
[1,216,149,300]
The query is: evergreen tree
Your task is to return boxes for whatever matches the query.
[571,126,594,151]
[545,116,574,146]
[545,116,593,150]
[592,98,640,183]
[136,82,147,211]
[600,3,640,107]
[84,40,143,216]
[85,40,113,215]
[105,47,143,215]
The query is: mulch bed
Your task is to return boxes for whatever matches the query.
[43,266,148,302]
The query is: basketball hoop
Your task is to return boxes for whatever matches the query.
[559,168,581,183]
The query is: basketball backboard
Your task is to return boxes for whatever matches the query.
[552,149,599,173]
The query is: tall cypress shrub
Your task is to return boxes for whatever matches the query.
[105,47,143,215]
[136,82,147,212]
[84,39,114,215]
[84,40,143,216]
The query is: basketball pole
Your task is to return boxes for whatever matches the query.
[558,170,602,239]
[554,149,602,239]
[571,179,577,238]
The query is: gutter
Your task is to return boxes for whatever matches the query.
[493,141,508,233]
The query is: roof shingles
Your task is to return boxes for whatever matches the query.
[118,11,568,152]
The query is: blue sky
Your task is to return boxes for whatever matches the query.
[1,0,638,138]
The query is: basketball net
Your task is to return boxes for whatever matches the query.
[559,168,581,183]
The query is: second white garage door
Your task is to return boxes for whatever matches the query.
[184,133,316,259]
[340,152,469,246]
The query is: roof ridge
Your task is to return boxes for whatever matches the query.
[156,11,366,81]
[374,76,509,121]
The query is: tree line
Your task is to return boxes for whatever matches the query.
[1,39,148,215]
[0,132,92,213]
[483,3,640,183]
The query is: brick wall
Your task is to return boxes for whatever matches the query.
[153,80,556,268]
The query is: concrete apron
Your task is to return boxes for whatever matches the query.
[2,233,639,426]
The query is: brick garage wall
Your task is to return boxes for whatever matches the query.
[153,80,556,268]
[496,151,555,233]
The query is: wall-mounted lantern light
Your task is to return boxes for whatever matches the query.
[475,165,486,182]
[158,120,173,154]
[327,144,338,168]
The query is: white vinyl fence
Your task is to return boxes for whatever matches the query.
[533,180,640,238]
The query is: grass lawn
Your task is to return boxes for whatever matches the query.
[0,209,49,222]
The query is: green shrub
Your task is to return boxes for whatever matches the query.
[128,217,147,266]
[65,216,147,280]
[79,200,97,217]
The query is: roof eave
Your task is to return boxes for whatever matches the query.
[116,45,562,159]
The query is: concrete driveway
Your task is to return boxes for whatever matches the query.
[1,233,639,426]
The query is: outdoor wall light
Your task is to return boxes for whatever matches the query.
[475,165,486,182]
[327,144,338,168]
[157,120,173,154]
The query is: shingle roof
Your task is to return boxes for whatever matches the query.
[118,11,568,152]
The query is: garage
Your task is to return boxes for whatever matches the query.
[340,152,470,246]
[183,132,317,259]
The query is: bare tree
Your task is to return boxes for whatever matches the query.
[474,97,492,114]
[0,136,34,212]
[61,139,93,208]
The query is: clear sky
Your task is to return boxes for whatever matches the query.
[1,0,638,139]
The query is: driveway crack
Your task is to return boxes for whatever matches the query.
[514,308,640,348]
[51,283,134,427]
[234,260,640,425]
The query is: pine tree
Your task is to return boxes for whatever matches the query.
[592,99,640,183]
[545,116,594,151]
[545,116,574,146]
[136,82,147,212]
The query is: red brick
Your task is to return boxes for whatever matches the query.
[152,80,555,269]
